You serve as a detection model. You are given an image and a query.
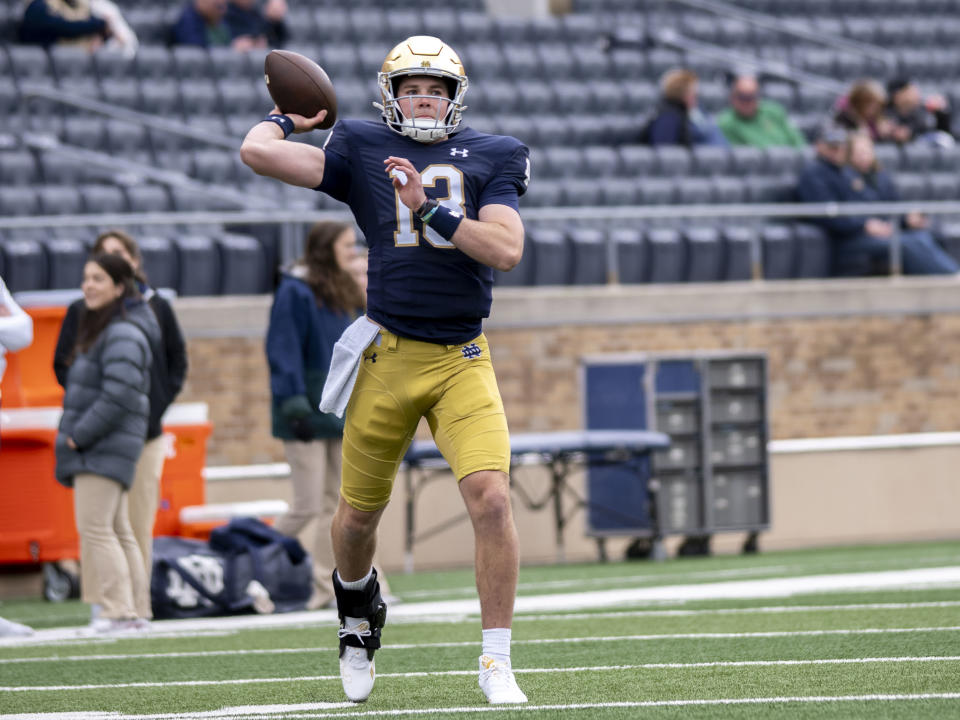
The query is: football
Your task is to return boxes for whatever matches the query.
[264,50,337,129]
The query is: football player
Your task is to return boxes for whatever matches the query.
[241,35,530,705]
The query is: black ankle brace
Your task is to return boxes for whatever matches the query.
[332,568,387,660]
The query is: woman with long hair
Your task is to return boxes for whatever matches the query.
[266,221,390,609]
[55,253,161,632]
[54,229,188,625]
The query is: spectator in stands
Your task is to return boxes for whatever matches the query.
[225,0,288,50]
[55,253,160,632]
[18,0,138,57]
[884,76,955,147]
[171,0,233,48]
[716,72,807,148]
[640,68,729,147]
[266,221,390,611]
[834,79,896,143]
[845,132,958,274]
[54,230,188,625]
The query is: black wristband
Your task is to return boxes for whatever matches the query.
[416,198,439,221]
[264,114,294,138]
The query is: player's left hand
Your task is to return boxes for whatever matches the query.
[384,156,426,210]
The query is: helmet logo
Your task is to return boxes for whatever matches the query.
[421,60,431,67]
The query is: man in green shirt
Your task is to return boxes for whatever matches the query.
[717,74,807,148]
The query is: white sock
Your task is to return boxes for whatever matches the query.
[482,628,511,665]
[336,568,373,630]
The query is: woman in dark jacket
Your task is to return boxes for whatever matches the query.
[56,253,161,632]
[266,221,390,608]
[54,230,187,622]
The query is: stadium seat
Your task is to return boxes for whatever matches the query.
[763,146,806,175]
[80,185,127,214]
[218,234,266,294]
[503,45,542,78]
[136,46,175,81]
[100,79,141,111]
[105,119,149,154]
[209,46,252,79]
[653,146,693,177]
[172,46,211,79]
[927,173,960,201]
[50,45,96,86]
[0,187,40,218]
[138,235,179,290]
[0,150,41,186]
[63,117,107,150]
[569,227,607,285]
[589,81,624,113]
[175,235,221,296]
[721,226,756,281]
[635,177,675,205]
[1,239,47,292]
[598,177,637,206]
[7,45,53,84]
[520,178,563,207]
[893,173,929,202]
[901,143,938,172]
[936,221,960,265]
[684,226,724,282]
[561,178,604,207]
[571,46,611,79]
[125,185,173,213]
[711,176,747,205]
[729,146,767,176]
[124,6,169,44]
[621,81,657,115]
[691,146,731,176]
[382,9,423,41]
[140,80,181,117]
[673,177,713,205]
[582,146,620,178]
[792,223,832,278]
[646,48,684,78]
[43,237,87,290]
[543,146,583,179]
[761,224,796,279]
[550,80,592,115]
[457,10,496,42]
[179,79,221,117]
[37,185,83,216]
[92,48,137,83]
[0,79,18,121]
[515,82,554,114]
[610,227,647,284]
[646,227,685,283]
[536,43,576,80]
[192,149,237,185]
[618,145,656,177]
[528,227,570,285]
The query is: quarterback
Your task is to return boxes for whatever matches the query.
[241,35,531,705]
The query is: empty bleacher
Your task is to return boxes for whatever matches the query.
[1,0,959,294]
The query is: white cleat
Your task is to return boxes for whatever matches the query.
[478,654,528,704]
[339,624,376,702]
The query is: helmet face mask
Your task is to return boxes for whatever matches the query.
[376,36,469,143]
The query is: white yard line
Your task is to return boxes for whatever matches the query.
[3,693,960,720]
[3,566,959,649]
[1,599,956,665]
[5,652,960,692]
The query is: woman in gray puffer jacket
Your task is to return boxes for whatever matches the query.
[56,253,161,632]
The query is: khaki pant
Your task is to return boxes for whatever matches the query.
[274,438,390,608]
[74,473,149,621]
[126,435,166,616]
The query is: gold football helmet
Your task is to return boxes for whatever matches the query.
[375,35,469,143]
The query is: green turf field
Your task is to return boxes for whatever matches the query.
[2,540,959,719]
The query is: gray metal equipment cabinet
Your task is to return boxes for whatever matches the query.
[581,351,771,557]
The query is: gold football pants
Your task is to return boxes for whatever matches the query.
[340,329,510,512]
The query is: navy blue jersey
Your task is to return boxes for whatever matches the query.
[317,119,530,344]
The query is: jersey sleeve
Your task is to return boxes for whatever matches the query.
[478,144,530,212]
[315,123,352,202]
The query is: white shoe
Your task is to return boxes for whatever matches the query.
[339,642,376,702]
[478,655,528,704]
[90,617,139,634]
[0,617,34,637]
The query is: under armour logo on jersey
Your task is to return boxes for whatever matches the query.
[365,352,377,363]
[450,147,469,158]
[461,343,482,359]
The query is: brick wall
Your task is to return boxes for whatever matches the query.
[175,280,960,466]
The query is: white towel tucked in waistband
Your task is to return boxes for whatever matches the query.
[319,316,381,418]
